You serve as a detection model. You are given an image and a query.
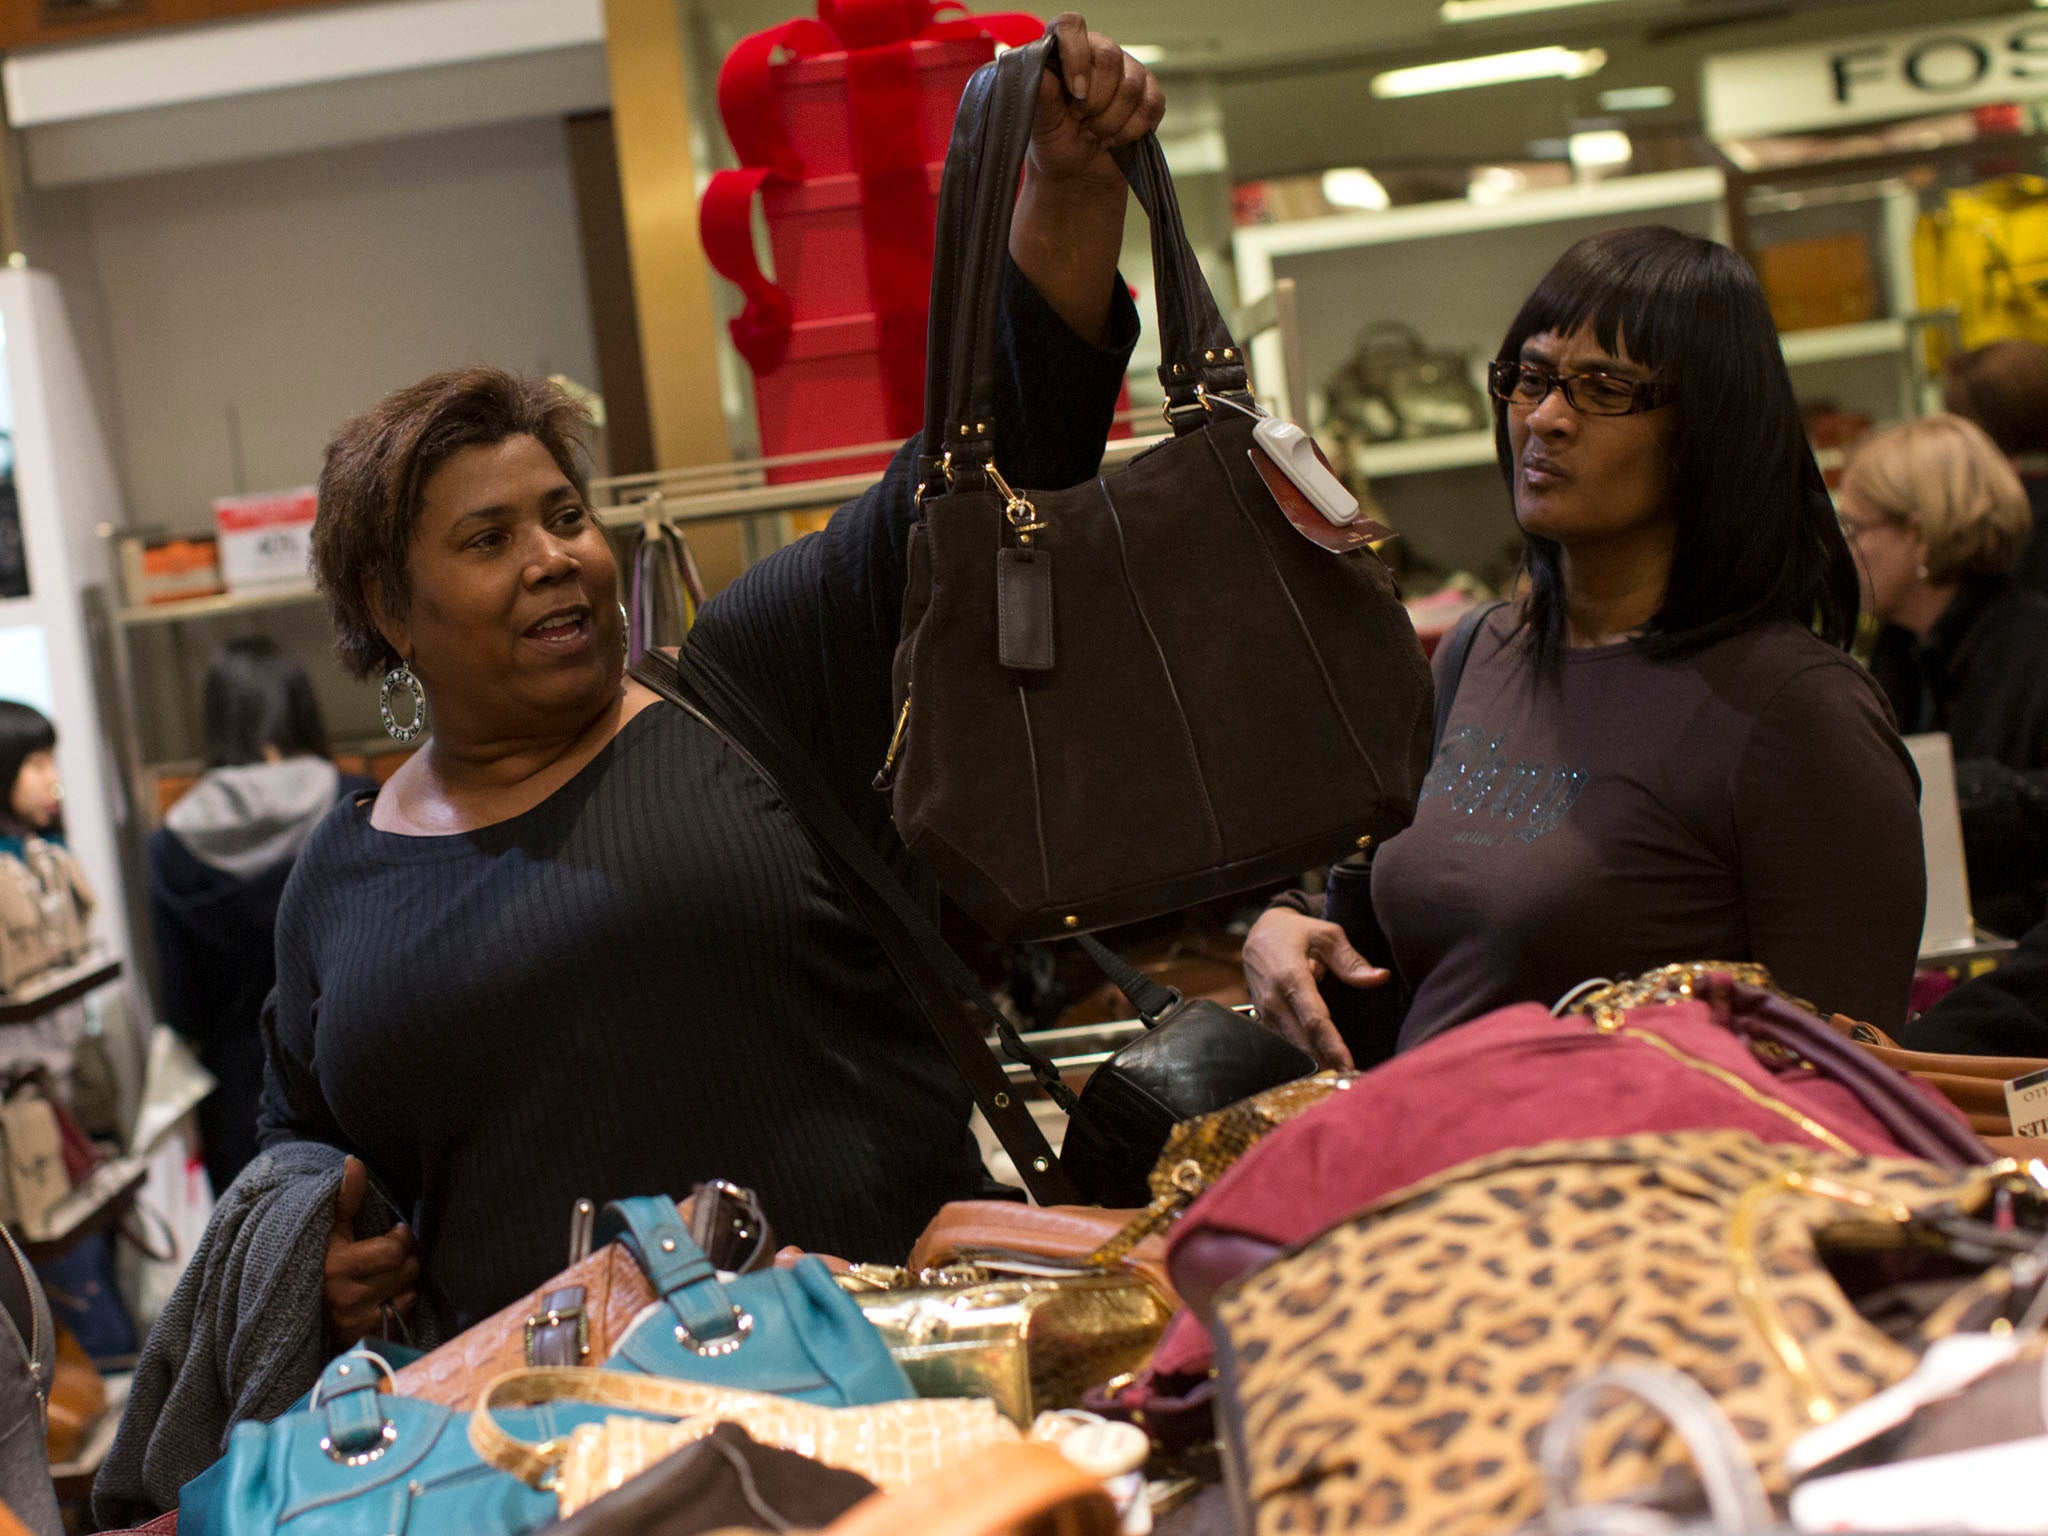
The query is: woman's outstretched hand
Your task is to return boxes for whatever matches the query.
[1241,907,1391,1072]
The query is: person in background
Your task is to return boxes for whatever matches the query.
[0,701,62,844]
[1842,414,2048,940]
[1243,225,1924,1067]
[0,701,94,1084]
[1943,337,2048,597]
[1904,906,2048,1056]
[148,637,373,1196]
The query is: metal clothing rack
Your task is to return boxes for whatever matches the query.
[588,412,1169,530]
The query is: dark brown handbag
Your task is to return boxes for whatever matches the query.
[886,33,1434,943]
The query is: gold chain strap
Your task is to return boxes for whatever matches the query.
[1568,961,1816,1029]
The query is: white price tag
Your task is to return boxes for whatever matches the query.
[2004,1066,2048,1139]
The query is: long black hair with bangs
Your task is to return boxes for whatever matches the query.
[1492,224,1858,663]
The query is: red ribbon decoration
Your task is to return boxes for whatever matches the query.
[701,0,1042,434]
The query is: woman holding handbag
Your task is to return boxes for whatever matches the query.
[256,16,1154,1335]
[1244,225,1925,1067]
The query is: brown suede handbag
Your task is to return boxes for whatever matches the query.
[393,1184,773,1409]
[885,34,1433,943]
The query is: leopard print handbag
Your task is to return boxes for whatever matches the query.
[1210,1129,2044,1536]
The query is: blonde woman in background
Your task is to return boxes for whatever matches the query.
[1844,412,2048,938]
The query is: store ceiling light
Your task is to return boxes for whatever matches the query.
[1372,46,1607,99]
[1567,128,1633,168]
[1441,0,1624,20]
[1598,85,1675,111]
[1124,44,1166,64]
[1322,168,1391,210]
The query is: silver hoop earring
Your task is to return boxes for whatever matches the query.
[618,600,631,662]
[380,665,426,743]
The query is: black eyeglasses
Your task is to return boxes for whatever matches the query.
[1487,360,1676,417]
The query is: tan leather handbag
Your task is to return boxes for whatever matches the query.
[394,1184,772,1408]
[1828,1015,2048,1160]
[907,1203,1173,1306]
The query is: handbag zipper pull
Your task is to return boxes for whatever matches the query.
[874,691,912,792]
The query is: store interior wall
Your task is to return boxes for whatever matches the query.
[20,116,600,539]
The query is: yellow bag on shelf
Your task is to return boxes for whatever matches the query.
[1917,174,2048,351]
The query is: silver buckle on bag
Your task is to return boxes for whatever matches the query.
[674,1305,754,1357]
[318,1424,398,1467]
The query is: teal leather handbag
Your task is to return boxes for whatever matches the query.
[179,1198,911,1534]
[178,1349,593,1536]
[593,1196,912,1405]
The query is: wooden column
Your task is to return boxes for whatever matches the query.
[602,0,745,590]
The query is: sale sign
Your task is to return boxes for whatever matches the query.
[214,486,317,592]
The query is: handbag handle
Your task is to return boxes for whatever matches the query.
[594,1197,754,1357]
[468,1366,790,1489]
[1538,1365,1773,1536]
[1706,975,1993,1170]
[919,31,1248,491]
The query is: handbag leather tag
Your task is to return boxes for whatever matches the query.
[1250,446,1394,553]
[997,548,1054,672]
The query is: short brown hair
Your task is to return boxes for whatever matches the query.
[1942,339,2048,458]
[312,366,593,679]
[1843,413,2031,585]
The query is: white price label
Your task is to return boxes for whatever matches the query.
[2004,1066,2048,1140]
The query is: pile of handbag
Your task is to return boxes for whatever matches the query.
[152,1181,1173,1536]
[996,960,2048,1536]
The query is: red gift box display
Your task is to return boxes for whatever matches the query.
[700,0,1042,481]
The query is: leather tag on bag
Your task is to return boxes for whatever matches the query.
[997,548,1054,672]
[1250,445,1394,553]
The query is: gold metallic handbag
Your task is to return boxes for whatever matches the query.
[469,1368,1018,1517]
[837,1267,1171,1427]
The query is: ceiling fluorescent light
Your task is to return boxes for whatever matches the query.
[1372,46,1606,99]
[1124,44,1165,64]
[1598,85,1675,112]
[1442,0,1623,20]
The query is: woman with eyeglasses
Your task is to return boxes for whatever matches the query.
[1243,224,1924,1067]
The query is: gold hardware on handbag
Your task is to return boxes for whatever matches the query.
[468,1368,1019,1517]
[840,1268,1172,1426]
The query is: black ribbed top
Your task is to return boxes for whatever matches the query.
[257,264,1136,1327]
